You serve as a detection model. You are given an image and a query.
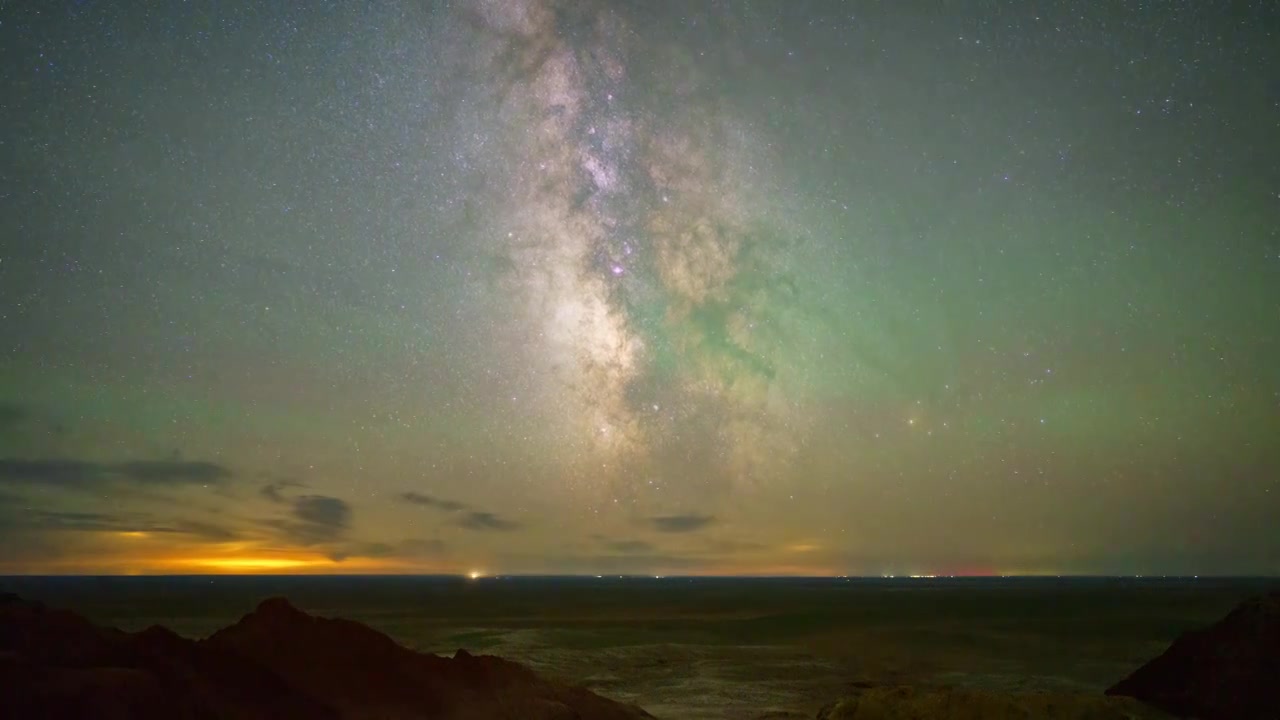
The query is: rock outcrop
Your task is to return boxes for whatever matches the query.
[1106,591,1280,720]
[0,592,652,720]
[205,595,653,720]
[0,592,335,719]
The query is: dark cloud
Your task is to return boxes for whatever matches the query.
[294,495,350,533]
[399,490,517,531]
[24,510,137,533]
[0,458,231,489]
[458,511,519,532]
[649,514,715,533]
[265,494,352,545]
[260,479,304,504]
[400,491,468,512]
[0,460,96,486]
[0,506,236,540]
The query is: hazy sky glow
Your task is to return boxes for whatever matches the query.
[1,1,1277,576]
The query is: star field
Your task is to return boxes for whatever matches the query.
[0,0,1277,576]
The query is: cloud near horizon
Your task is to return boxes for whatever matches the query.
[399,491,521,532]
[458,511,520,532]
[264,494,352,546]
[0,505,236,541]
[649,515,716,533]
[400,491,468,512]
[260,479,306,504]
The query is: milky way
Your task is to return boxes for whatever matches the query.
[1,0,1277,575]
[456,0,811,503]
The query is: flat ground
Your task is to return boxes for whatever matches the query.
[3,576,1272,719]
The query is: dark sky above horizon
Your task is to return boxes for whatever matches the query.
[1,1,1277,576]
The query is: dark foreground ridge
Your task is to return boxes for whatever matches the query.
[3,590,1276,719]
[810,590,1280,720]
[1106,590,1280,720]
[0,592,653,720]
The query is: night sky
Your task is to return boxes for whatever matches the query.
[1,1,1277,576]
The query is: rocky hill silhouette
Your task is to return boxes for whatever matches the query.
[6,589,1277,719]
[1106,590,1280,720]
[0,592,652,720]
[810,589,1279,720]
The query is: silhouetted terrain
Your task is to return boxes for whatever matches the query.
[1107,591,1280,720]
[2,576,1276,718]
[0,592,336,719]
[0,592,651,719]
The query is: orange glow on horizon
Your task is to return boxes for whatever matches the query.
[0,530,1052,577]
[179,556,330,571]
[149,551,421,574]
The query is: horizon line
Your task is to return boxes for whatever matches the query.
[2,572,1276,579]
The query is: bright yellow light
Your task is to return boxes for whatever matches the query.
[184,557,327,571]
[468,570,482,580]
[118,531,149,539]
